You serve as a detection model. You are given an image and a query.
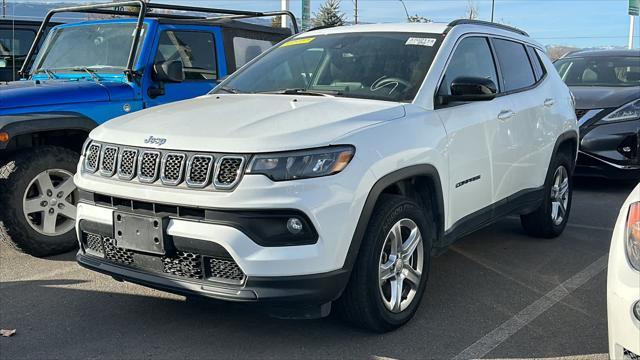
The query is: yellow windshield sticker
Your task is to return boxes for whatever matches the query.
[280,37,315,47]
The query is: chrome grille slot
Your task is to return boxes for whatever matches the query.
[138,151,161,183]
[99,145,118,177]
[214,156,244,189]
[186,155,214,188]
[84,143,101,173]
[117,148,138,180]
[161,153,186,185]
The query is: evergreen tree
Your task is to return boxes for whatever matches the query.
[313,0,346,27]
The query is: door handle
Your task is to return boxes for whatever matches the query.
[498,110,515,121]
[544,98,555,107]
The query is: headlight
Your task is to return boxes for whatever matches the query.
[246,145,355,181]
[600,99,640,123]
[625,202,640,271]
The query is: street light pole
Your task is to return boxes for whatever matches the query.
[353,0,358,24]
[630,15,636,49]
[491,0,495,22]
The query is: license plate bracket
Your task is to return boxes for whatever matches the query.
[113,212,167,255]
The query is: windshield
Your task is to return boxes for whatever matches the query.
[0,29,36,57]
[33,22,147,73]
[217,32,442,102]
[554,56,640,87]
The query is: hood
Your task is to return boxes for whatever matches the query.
[92,94,406,153]
[0,79,135,111]
[570,86,640,110]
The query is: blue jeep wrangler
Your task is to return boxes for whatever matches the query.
[0,1,296,256]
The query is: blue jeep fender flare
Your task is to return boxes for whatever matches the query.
[0,112,98,151]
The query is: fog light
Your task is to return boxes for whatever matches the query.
[0,132,9,143]
[633,300,640,322]
[287,218,303,234]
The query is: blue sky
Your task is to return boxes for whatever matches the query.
[8,0,640,48]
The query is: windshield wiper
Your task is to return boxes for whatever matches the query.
[258,88,343,97]
[72,67,100,83]
[34,68,57,80]
[47,67,102,83]
[217,86,242,94]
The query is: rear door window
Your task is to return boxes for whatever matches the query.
[492,38,536,92]
[155,31,217,80]
[0,29,36,57]
[233,37,275,68]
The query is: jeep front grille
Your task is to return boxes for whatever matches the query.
[99,146,118,177]
[139,151,160,183]
[186,155,214,188]
[84,142,246,190]
[84,143,101,173]
[118,148,138,180]
[215,156,244,189]
[161,153,186,185]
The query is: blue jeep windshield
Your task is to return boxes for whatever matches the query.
[217,32,442,102]
[33,22,147,73]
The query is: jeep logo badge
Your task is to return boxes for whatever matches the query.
[144,136,167,146]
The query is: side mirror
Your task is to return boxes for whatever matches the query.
[154,60,184,83]
[446,76,497,102]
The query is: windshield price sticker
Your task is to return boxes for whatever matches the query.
[280,37,315,47]
[405,37,436,47]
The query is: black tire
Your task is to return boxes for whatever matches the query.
[337,194,435,332]
[0,146,80,257]
[521,150,573,238]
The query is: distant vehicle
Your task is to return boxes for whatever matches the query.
[555,49,640,180]
[0,19,60,82]
[75,20,577,331]
[607,183,639,359]
[0,1,296,257]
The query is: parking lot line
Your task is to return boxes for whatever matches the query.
[452,254,608,360]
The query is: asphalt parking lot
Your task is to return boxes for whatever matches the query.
[0,178,636,360]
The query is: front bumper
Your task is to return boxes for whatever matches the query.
[577,119,640,179]
[607,206,640,358]
[77,252,349,304]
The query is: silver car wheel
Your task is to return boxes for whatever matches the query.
[22,169,77,236]
[378,218,424,313]
[550,165,569,226]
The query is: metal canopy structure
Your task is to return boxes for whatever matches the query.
[19,0,299,80]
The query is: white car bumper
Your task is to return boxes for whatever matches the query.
[607,200,640,359]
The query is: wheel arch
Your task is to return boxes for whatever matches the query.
[0,112,98,154]
[551,130,579,173]
[343,164,445,271]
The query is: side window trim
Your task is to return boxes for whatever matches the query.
[434,34,501,108]
[488,36,547,96]
[154,29,218,82]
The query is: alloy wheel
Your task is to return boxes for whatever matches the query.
[550,165,569,226]
[22,169,78,236]
[378,218,424,313]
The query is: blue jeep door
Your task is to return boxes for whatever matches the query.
[145,26,222,107]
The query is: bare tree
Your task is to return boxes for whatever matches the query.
[408,15,432,23]
[466,0,479,20]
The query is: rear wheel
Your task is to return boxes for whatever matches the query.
[338,194,434,332]
[521,151,573,238]
[0,146,80,256]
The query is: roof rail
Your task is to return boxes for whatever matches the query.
[19,1,299,80]
[447,19,529,37]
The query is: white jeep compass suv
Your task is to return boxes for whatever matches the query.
[74,20,578,331]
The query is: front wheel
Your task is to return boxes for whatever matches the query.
[0,146,80,256]
[521,151,573,238]
[338,194,434,332]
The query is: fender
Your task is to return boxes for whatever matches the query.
[550,130,579,173]
[343,164,445,271]
[0,112,98,151]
